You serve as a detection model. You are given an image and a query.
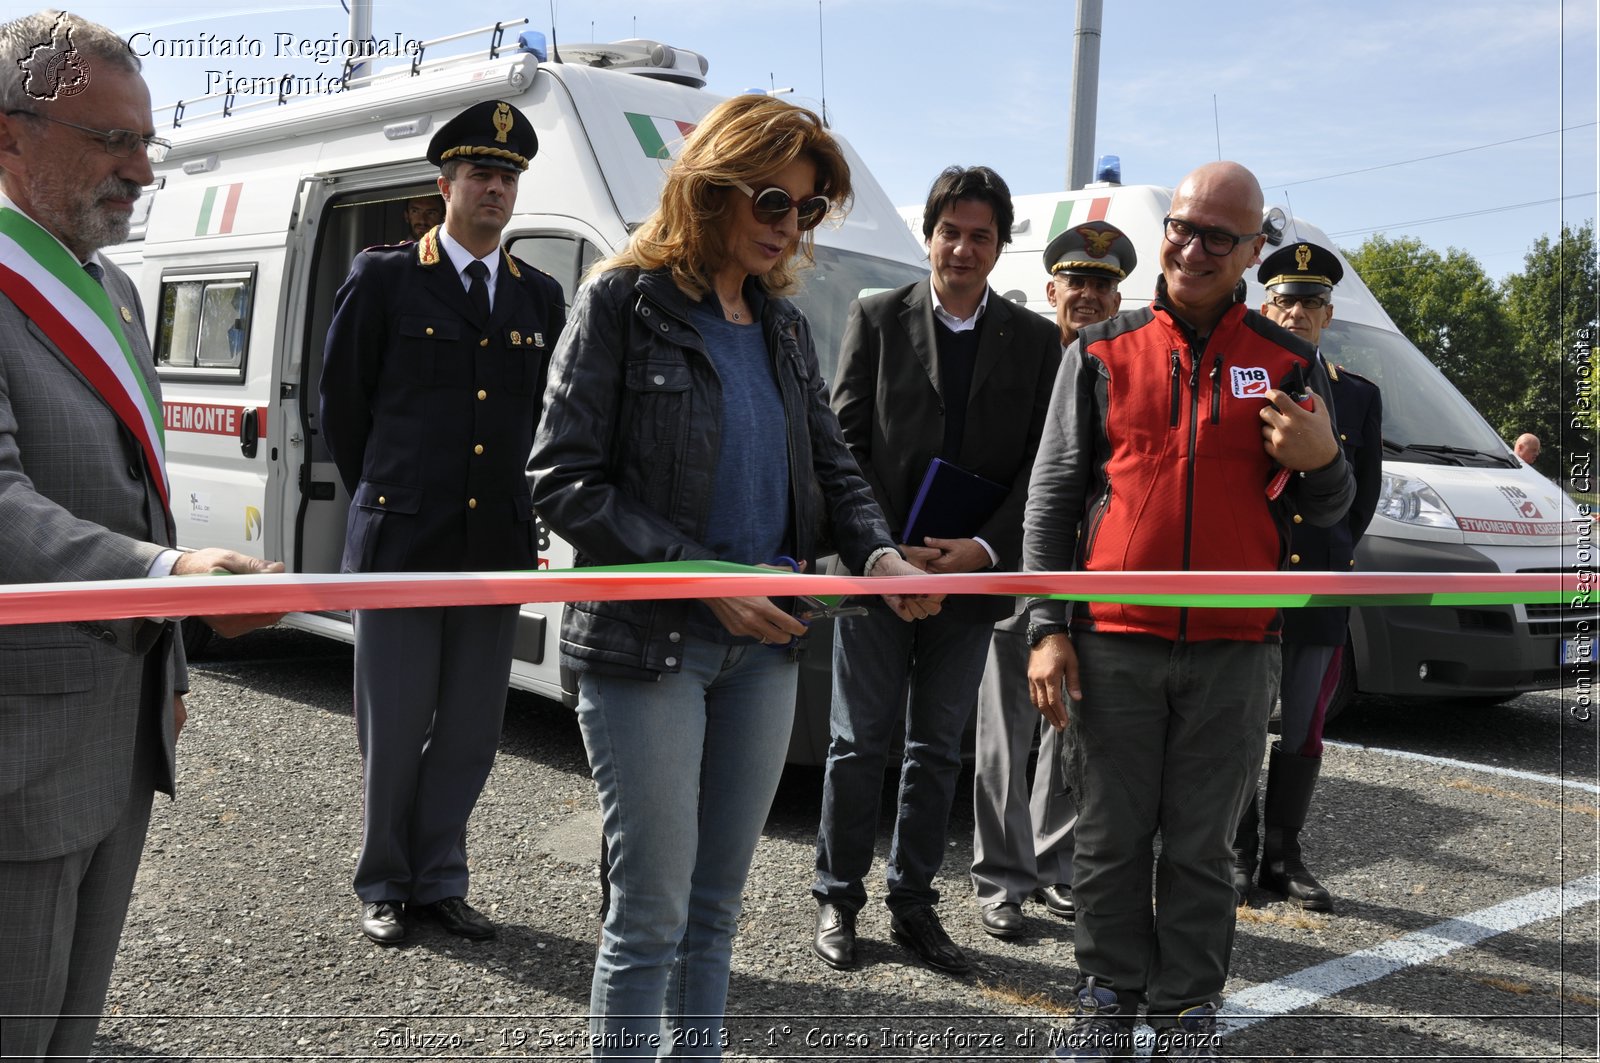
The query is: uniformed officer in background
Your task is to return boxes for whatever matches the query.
[319,100,565,945]
[403,195,444,240]
[1233,240,1382,912]
[970,220,1135,938]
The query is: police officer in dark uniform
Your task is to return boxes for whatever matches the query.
[1232,240,1381,912]
[319,99,565,945]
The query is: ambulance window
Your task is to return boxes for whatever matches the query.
[155,267,254,382]
[505,234,600,310]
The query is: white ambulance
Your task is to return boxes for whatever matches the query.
[107,29,929,761]
[903,186,1592,713]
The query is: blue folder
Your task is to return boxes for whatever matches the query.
[901,457,1009,544]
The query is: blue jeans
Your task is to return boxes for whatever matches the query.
[813,608,992,913]
[578,637,797,1060]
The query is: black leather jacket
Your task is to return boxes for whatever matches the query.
[530,266,895,677]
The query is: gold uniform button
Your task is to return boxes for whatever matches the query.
[477,390,487,400]
[468,498,477,510]
[1340,432,1348,441]
[425,327,434,336]
[1349,559,1357,566]
[473,444,484,455]
[479,338,489,347]
[377,496,386,505]
[1290,553,1301,564]
[1292,514,1304,524]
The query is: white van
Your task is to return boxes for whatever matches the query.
[901,185,1593,710]
[107,29,929,761]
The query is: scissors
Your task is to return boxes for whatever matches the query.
[769,556,869,622]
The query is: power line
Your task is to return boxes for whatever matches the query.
[1269,122,1597,189]
[1325,191,1597,240]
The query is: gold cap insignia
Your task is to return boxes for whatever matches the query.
[1078,225,1118,258]
[492,102,513,144]
[1294,244,1312,272]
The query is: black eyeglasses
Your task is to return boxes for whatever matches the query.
[5,110,170,162]
[1162,215,1260,256]
[733,180,830,231]
[1269,293,1329,311]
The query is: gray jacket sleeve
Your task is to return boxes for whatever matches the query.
[1023,339,1096,628]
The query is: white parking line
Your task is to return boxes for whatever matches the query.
[1220,874,1600,1034]
[1324,739,1600,796]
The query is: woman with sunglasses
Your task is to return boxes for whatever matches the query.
[530,94,938,1059]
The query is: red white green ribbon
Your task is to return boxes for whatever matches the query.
[0,564,1575,627]
[0,205,168,508]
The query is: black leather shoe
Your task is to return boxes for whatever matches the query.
[812,902,857,970]
[411,896,495,940]
[360,900,406,945]
[980,901,1024,939]
[1032,883,1076,921]
[889,904,970,975]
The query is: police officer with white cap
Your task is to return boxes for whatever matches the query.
[970,220,1135,938]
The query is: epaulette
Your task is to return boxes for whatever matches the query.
[504,251,560,288]
[358,238,414,255]
[1335,364,1377,388]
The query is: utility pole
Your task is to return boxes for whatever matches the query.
[1065,0,1102,190]
[347,0,375,88]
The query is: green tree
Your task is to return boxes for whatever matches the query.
[1502,222,1598,461]
[1345,234,1521,439]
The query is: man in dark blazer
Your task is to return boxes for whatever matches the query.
[320,100,564,946]
[811,166,1060,975]
[0,12,280,1057]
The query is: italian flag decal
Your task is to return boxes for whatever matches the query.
[1047,196,1111,241]
[196,182,243,236]
[625,112,697,160]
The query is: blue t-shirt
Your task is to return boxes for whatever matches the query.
[686,299,792,639]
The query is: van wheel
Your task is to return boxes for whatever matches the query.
[180,616,214,659]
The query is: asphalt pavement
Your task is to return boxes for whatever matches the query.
[88,627,1599,1060]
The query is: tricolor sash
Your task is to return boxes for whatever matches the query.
[0,205,168,509]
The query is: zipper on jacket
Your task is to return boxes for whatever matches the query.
[1080,482,1113,565]
[1210,354,1224,424]
[1168,350,1181,428]
[1179,347,1203,641]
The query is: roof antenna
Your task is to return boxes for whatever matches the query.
[817,1,829,126]
[548,0,562,62]
[1283,190,1300,242]
[1212,94,1222,160]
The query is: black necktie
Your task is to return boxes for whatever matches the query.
[465,260,491,321]
[84,260,104,285]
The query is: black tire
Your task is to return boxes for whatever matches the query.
[1456,692,1520,708]
[180,616,213,659]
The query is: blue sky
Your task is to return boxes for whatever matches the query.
[64,0,1598,281]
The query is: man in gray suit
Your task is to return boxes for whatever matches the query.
[812,166,1060,975]
[0,12,280,1058]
